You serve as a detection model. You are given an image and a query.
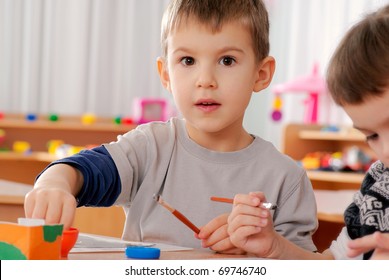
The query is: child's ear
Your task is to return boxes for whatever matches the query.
[157,57,171,92]
[253,56,276,92]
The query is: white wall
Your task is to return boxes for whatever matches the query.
[1,0,388,148]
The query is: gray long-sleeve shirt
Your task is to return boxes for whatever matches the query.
[102,118,318,250]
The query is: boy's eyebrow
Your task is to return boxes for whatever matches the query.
[171,46,245,55]
[217,46,245,54]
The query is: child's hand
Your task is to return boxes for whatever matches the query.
[197,213,245,254]
[227,192,277,258]
[24,164,82,229]
[24,186,77,230]
[348,232,389,260]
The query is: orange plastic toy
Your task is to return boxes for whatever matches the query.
[61,227,79,258]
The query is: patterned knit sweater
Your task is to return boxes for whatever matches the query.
[344,161,389,259]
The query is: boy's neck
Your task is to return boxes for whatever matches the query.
[185,123,254,152]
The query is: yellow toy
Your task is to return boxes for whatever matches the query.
[13,141,31,154]
[81,113,97,125]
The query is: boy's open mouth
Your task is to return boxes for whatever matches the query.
[195,101,221,112]
[197,102,220,106]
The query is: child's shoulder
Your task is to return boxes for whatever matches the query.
[133,117,181,134]
[121,117,181,145]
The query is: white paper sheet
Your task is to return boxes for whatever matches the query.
[71,233,193,253]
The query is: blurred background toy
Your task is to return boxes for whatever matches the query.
[54,144,84,158]
[343,146,373,172]
[48,139,96,158]
[121,116,134,125]
[271,94,283,121]
[47,140,65,155]
[81,113,96,125]
[113,116,122,125]
[300,146,375,173]
[48,113,59,122]
[132,97,168,124]
[0,129,5,145]
[0,129,7,151]
[25,113,37,122]
[271,63,326,124]
[13,141,32,154]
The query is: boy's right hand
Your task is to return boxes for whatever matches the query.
[24,187,77,230]
[23,164,82,230]
[227,192,278,258]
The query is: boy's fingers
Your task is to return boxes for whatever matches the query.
[59,197,77,229]
[349,234,376,250]
[248,191,266,201]
[228,213,265,235]
[24,192,36,218]
[201,224,227,248]
[233,193,261,206]
[24,188,77,229]
[228,203,268,228]
[375,232,389,249]
[30,199,48,220]
[199,213,228,239]
[45,200,63,225]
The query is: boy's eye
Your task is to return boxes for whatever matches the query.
[219,56,236,66]
[180,57,195,66]
[366,133,379,142]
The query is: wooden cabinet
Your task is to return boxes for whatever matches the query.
[0,114,136,237]
[0,114,135,184]
[282,123,372,252]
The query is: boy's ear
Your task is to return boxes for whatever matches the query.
[157,57,171,92]
[253,56,276,93]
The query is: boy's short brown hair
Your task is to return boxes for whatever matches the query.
[327,5,389,106]
[160,0,269,63]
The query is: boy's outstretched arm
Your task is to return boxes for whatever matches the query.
[24,164,83,230]
[348,232,389,260]
[227,192,334,260]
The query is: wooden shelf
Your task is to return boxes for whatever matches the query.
[306,170,365,184]
[0,114,136,151]
[0,151,57,162]
[282,123,370,252]
[317,212,343,223]
[299,129,366,141]
[0,115,136,237]
[0,118,132,132]
[282,124,372,187]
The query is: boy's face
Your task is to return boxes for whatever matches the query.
[343,89,389,168]
[158,18,274,146]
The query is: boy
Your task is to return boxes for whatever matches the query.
[227,4,389,259]
[24,0,318,252]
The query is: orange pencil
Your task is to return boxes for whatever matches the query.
[210,197,233,204]
[210,196,277,210]
[154,195,200,234]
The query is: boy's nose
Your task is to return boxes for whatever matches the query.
[195,67,217,89]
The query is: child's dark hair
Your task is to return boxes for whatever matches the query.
[161,0,269,63]
[327,5,389,106]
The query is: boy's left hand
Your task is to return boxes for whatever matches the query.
[348,231,389,260]
[196,213,246,255]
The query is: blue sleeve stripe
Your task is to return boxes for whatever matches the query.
[39,146,121,207]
